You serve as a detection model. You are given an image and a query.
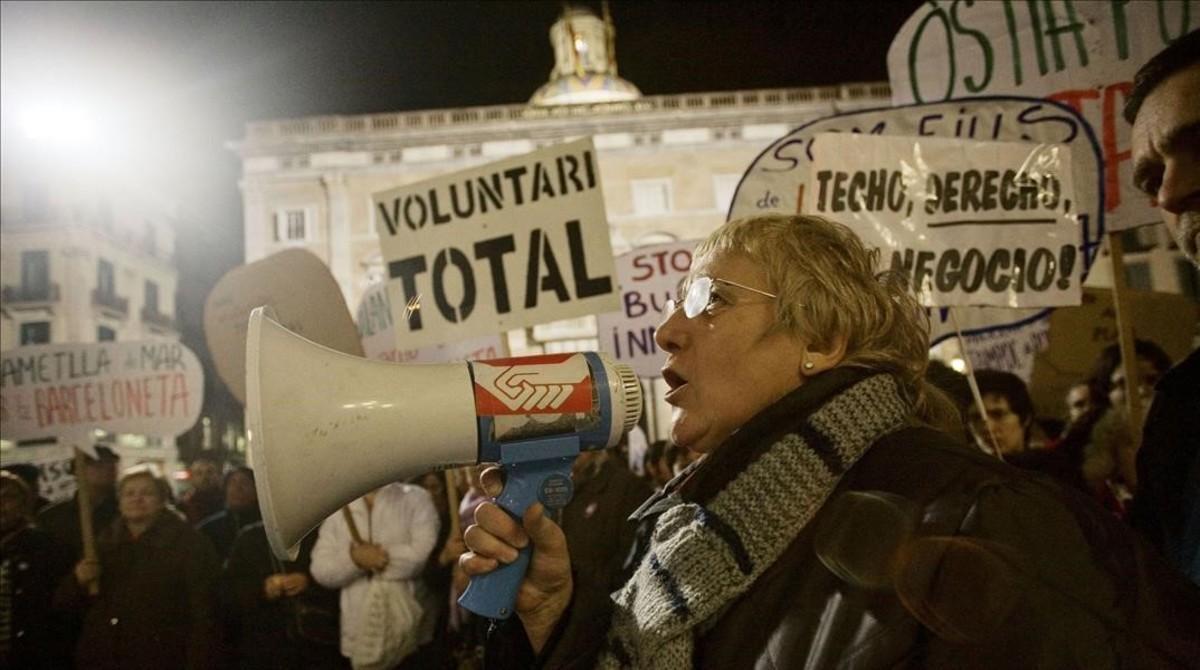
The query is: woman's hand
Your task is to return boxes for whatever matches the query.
[279,572,310,596]
[438,534,467,567]
[460,467,573,654]
[74,558,101,589]
[264,574,285,600]
[350,542,390,573]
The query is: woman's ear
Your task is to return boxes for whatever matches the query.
[801,333,848,375]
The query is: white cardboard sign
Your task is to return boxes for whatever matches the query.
[1,341,204,442]
[372,138,619,350]
[806,133,1080,308]
[887,0,1198,231]
[356,282,505,363]
[597,241,698,378]
[730,96,1103,345]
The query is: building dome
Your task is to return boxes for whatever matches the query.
[530,5,642,106]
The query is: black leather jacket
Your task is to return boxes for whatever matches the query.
[494,371,1200,669]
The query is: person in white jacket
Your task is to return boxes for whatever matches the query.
[311,481,440,665]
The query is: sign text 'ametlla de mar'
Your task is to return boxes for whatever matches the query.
[1,341,204,442]
[373,138,619,350]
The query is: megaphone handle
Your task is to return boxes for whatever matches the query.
[457,536,533,619]
[458,441,578,619]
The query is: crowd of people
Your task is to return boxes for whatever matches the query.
[0,430,700,669]
[2,26,1197,670]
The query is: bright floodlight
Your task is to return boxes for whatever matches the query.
[20,103,98,144]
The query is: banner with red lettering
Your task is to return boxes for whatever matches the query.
[887,0,1198,231]
[597,241,697,377]
[0,341,204,442]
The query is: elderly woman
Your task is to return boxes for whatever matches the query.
[55,465,221,670]
[463,214,1199,668]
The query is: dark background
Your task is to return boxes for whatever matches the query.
[1,0,924,459]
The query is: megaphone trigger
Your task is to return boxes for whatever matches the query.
[457,434,580,619]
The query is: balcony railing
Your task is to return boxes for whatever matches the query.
[140,306,178,331]
[92,289,129,316]
[1,283,60,305]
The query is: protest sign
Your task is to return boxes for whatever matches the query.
[0,340,203,442]
[887,0,1197,231]
[356,282,505,363]
[596,241,697,377]
[730,96,1102,344]
[204,248,363,404]
[806,133,1080,308]
[373,137,619,350]
[1028,287,1199,418]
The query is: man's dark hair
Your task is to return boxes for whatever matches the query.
[974,369,1035,425]
[1089,339,1173,403]
[1124,29,1200,124]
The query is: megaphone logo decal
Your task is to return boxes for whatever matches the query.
[472,353,594,414]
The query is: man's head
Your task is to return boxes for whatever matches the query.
[1,471,33,533]
[80,445,120,496]
[188,456,222,492]
[1065,382,1093,424]
[223,467,257,512]
[1127,30,1200,267]
[966,370,1034,455]
[1090,339,1172,409]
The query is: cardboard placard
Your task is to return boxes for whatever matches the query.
[204,248,363,405]
[806,134,1080,308]
[372,138,619,350]
[887,1,1197,231]
[1,340,203,442]
[1029,287,1199,417]
[596,241,697,378]
[730,96,1102,346]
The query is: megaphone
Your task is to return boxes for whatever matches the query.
[246,307,642,619]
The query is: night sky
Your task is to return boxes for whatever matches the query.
[2,0,923,433]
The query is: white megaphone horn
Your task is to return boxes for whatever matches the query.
[246,307,642,617]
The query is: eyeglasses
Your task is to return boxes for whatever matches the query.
[664,276,779,319]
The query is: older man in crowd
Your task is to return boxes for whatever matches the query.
[1125,29,1200,585]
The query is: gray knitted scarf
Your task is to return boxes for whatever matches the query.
[598,373,912,669]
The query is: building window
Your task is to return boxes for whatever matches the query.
[21,250,50,297]
[631,179,672,216]
[273,208,311,243]
[98,326,117,342]
[97,259,116,297]
[20,322,51,345]
[1176,260,1199,300]
[1124,262,1152,291]
[712,174,741,215]
[144,280,159,314]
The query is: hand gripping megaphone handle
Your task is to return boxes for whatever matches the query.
[457,437,579,619]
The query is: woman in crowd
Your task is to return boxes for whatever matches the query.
[198,466,263,560]
[462,213,1199,668]
[55,465,221,670]
[221,521,344,669]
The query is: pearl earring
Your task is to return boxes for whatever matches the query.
[804,361,815,370]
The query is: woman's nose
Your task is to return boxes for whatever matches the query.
[654,305,689,353]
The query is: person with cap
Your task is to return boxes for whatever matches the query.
[1125,28,1200,586]
[36,444,119,563]
[1,471,73,669]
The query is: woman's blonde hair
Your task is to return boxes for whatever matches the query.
[694,213,931,397]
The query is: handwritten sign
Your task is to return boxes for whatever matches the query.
[373,138,619,350]
[1,341,203,442]
[730,96,1103,344]
[355,282,505,363]
[807,134,1080,307]
[596,241,696,377]
[887,0,1198,231]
